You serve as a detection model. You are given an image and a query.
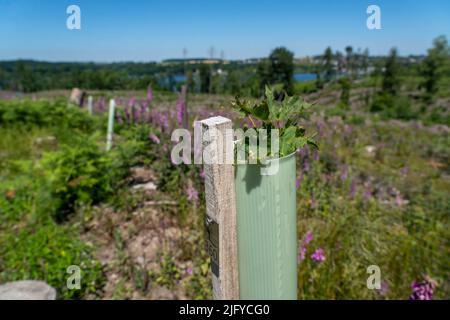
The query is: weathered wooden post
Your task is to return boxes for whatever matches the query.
[87,95,93,115]
[201,116,239,300]
[106,99,115,151]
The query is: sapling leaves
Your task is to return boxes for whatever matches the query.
[231,86,318,160]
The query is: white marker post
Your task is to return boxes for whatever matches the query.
[87,95,93,115]
[106,99,115,151]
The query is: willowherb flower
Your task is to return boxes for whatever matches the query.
[298,231,314,262]
[349,179,357,198]
[186,267,193,276]
[400,166,409,175]
[199,169,205,180]
[379,281,389,297]
[343,124,353,137]
[132,105,139,124]
[116,110,123,124]
[97,97,105,112]
[176,94,186,127]
[340,165,348,181]
[303,159,310,173]
[149,133,160,144]
[297,145,310,159]
[409,277,437,300]
[316,121,325,137]
[186,185,199,203]
[124,105,130,123]
[311,248,326,262]
[313,150,320,161]
[395,193,408,207]
[147,86,153,104]
[304,231,313,245]
[128,96,136,108]
[363,183,372,201]
[298,245,307,263]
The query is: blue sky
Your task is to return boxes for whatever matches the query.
[1,0,449,62]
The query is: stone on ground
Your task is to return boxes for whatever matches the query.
[0,280,56,300]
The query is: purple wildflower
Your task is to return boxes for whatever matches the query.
[116,111,123,124]
[97,97,105,112]
[343,124,353,137]
[363,183,372,201]
[409,277,437,300]
[395,193,408,207]
[186,267,193,276]
[124,106,130,123]
[149,133,160,144]
[176,94,186,127]
[316,121,325,137]
[147,86,153,103]
[199,169,205,180]
[298,246,307,262]
[186,186,199,203]
[304,231,313,245]
[311,248,326,262]
[313,150,320,161]
[298,231,313,263]
[340,165,348,181]
[379,281,389,297]
[349,179,357,198]
[303,159,310,173]
[128,97,136,108]
[400,166,409,175]
[132,105,139,124]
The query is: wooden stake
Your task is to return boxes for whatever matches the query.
[200,116,239,300]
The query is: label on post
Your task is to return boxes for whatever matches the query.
[205,216,219,277]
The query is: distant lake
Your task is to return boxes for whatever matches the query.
[294,73,317,82]
[173,75,186,82]
[172,73,316,83]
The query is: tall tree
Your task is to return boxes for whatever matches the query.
[382,48,400,96]
[257,47,294,95]
[361,48,370,75]
[420,35,450,100]
[345,46,354,75]
[323,46,334,82]
[269,47,295,94]
[199,64,211,93]
[339,77,351,108]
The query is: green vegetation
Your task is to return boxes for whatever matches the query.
[0,35,448,300]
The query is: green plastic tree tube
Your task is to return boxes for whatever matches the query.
[234,152,297,299]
